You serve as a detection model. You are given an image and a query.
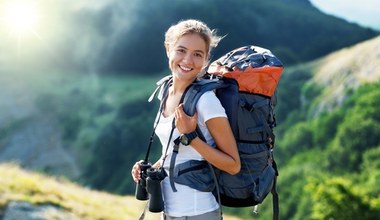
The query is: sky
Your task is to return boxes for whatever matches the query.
[310,0,380,31]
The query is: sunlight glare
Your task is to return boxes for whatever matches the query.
[4,1,39,34]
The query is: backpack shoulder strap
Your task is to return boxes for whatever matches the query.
[182,79,228,116]
[168,79,227,192]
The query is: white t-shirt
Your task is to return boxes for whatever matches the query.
[155,91,227,217]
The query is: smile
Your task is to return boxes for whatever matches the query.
[179,65,193,72]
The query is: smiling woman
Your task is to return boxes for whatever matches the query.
[3,1,39,35]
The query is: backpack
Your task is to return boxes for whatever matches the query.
[149,45,283,219]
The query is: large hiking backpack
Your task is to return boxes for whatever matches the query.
[184,45,282,217]
[149,45,283,219]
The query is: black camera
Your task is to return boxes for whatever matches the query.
[135,162,167,213]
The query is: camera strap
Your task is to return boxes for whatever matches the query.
[138,78,172,220]
[144,77,172,162]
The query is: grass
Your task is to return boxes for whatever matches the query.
[0,163,243,220]
[0,163,140,219]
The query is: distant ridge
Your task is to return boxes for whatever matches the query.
[310,36,380,114]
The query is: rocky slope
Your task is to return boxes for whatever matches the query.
[302,35,380,115]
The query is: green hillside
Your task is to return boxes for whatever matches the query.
[271,36,380,219]
[0,163,242,220]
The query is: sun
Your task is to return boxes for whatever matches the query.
[3,1,39,35]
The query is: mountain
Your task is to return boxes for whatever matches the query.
[276,35,380,122]
[59,0,379,73]
[306,36,380,115]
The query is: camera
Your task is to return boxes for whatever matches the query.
[135,162,167,212]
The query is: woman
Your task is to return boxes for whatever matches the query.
[131,19,240,220]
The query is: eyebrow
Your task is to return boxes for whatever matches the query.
[177,45,205,55]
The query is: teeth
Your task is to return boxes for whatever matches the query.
[180,65,192,71]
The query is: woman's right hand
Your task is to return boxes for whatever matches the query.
[131,160,143,183]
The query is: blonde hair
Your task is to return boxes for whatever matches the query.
[164,19,223,57]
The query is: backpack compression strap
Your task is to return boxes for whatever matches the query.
[240,99,276,144]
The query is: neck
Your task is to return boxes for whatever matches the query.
[171,76,194,95]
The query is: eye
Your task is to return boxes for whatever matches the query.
[176,48,186,54]
[194,52,203,58]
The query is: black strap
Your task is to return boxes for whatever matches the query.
[143,77,172,162]
[166,120,177,192]
[272,176,279,220]
[271,155,279,220]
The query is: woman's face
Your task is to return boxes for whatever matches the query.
[167,33,208,81]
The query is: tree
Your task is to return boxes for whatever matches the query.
[307,177,379,220]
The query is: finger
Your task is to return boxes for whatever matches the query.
[131,161,143,182]
[132,169,141,182]
[176,104,184,117]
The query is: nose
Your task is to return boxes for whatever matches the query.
[182,53,192,63]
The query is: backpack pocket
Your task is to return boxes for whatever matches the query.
[237,94,272,142]
[218,143,275,207]
[255,163,275,202]
[173,160,215,192]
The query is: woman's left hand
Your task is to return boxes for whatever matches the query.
[174,104,197,134]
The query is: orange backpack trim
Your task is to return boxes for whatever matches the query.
[208,63,283,97]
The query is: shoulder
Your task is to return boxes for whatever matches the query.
[198,90,217,102]
[197,91,226,123]
[197,91,222,109]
